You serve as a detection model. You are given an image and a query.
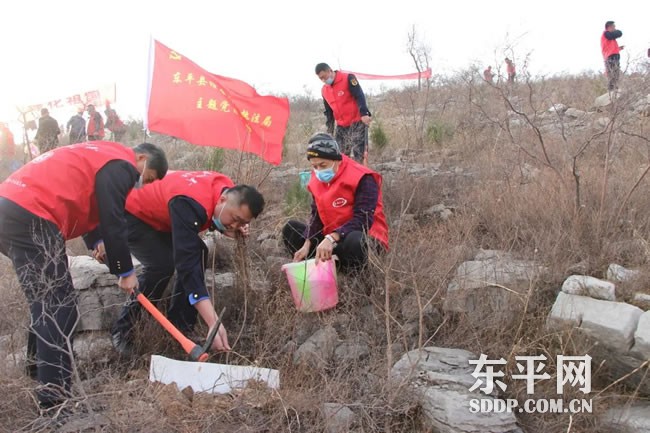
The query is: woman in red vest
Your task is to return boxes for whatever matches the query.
[0,141,167,416]
[100,171,265,357]
[282,133,389,272]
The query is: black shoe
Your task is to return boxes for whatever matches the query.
[25,358,38,380]
[111,331,134,357]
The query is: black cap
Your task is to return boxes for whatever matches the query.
[306,133,342,161]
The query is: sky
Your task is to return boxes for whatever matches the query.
[0,0,648,135]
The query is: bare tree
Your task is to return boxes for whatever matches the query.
[406,25,430,92]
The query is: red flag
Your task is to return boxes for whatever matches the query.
[145,39,289,165]
[340,68,432,80]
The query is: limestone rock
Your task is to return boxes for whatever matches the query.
[602,403,650,432]
[444,254,546,316]
[322,403,356,433]
[633,312,650,359]
[561,275,616,301]
[607,264,641,283]
[547,292,643,352]
[391,347,521,433]
[293,326,338,369]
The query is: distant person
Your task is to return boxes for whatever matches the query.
[35,108,60,153]
[66,107,86,144]
[315,63,371,164]
[104,102,127,142]
[505,58,516,83]
[483,66,495,83]
[0,122,17,176]
[86,104,105,140]
[601,20,624,91]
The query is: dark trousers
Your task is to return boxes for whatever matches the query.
[281,220,367,271]
[111,214,199,341]
[110,131,126,143]
[0,198,76,408]
[606,55,621,91]
[68,132,86,144]
[335,121,367,163]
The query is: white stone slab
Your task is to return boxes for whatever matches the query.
[149,355,280,394]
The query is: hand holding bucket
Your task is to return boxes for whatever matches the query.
[281,257,339,312]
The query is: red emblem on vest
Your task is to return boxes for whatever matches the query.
[332,198,347,208]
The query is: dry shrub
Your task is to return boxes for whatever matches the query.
[1,71,650,432]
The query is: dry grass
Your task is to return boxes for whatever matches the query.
[0,69,649,432]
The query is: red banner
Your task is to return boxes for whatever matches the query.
[145,40,289,165]
[19,84,116,114]
[340,68,432,80]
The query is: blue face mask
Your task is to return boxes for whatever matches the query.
[315,166,335,183]
[212,205,227,233]
[325,77,334,85]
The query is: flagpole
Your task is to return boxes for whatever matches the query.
[143,34,155,136]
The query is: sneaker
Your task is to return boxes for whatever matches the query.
[111,331,134,357]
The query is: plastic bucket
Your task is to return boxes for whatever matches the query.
[299,170,311,189]
[281,258,338,312]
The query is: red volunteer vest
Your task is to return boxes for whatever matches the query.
[308,156,389,249]
[601,33,620,60]
[0,141,136,239]
[88,112,105,137]
[126,170,235,232]
[322,71,362,127]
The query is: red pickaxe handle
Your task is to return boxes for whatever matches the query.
[134,289,209,362]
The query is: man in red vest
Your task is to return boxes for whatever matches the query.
[282,133,388,271]
[601,20,625,91]
[98,171,265,356]
[315,63,372,163]
[0,141,167,415]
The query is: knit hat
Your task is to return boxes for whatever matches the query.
[306,133,342,161]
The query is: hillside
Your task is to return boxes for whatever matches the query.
[1,69,650,433]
